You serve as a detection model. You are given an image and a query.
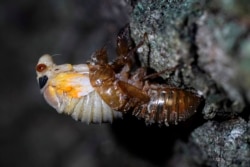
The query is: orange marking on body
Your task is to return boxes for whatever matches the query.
[50,73,87,98]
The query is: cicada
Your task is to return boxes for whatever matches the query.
[36,26,202,126]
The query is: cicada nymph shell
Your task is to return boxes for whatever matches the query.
[133,83,202,126]
[36,54,122,124]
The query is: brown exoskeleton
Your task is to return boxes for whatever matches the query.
[36,25,202,126]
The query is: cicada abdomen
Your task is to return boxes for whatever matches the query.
[133,85,202,126]
[64,90,122,123]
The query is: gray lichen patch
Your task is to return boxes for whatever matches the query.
[196,11,247,118]
[238,37,250,101]
[130,0,205,77]
[168,118,250,167]
[191,118,250,167]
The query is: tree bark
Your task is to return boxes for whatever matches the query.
[128,0,250,166]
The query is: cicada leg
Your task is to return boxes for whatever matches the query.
[143,65,179,80]
[112,24,146,73]
[89,47,108,65]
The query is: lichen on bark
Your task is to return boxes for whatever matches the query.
[129,0,249,120]
[127,0,250,166]
[169,118,250,167]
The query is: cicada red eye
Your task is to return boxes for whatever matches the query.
[36,63,47,72]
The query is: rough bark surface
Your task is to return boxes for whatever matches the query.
[129,0,250,166]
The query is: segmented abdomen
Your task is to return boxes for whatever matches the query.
[133,87,201,126]
[61,90,122,124]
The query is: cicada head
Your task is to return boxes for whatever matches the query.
[36,54,96,114]
[36,54,55,91]
[36,54,76,91]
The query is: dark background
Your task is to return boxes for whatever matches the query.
[0,1,135,167]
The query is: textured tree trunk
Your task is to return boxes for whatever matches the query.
[128,0,250,166]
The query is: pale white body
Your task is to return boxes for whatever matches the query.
[36,54,122,124]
